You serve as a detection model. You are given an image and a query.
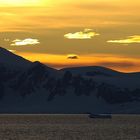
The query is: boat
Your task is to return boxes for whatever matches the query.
[89,113,112,119]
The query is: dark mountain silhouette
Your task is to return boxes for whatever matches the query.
[0,47,140,113]
[0,47,31,70]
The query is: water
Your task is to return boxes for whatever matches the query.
[0,114,139,140]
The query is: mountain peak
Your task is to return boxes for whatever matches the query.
[0,47,31,70]
[0,47,11,54]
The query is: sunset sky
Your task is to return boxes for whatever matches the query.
[0,0,140,72]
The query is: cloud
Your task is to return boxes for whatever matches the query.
[64,29,100,39]
[107,35,140,44]
[11,38,40,46]
[84,28,94,32]
[67,54,79,59]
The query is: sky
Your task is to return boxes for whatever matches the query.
[0,0,140,72]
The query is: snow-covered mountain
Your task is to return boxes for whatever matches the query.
[0,47,140,114]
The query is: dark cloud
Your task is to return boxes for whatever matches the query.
[67,55,79,59]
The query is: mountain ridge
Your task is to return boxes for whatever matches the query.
[0,47,140,114]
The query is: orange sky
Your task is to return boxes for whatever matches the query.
[0,0,140,72]
[11,51,140,72]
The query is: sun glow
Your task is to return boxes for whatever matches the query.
[11,51,140,72]
[0,0,45,7]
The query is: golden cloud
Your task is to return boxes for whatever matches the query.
[107,35,140,44]
[11,38,40,46]
[64,29,100,39]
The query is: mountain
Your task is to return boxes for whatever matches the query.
[0,47,31,70]
[61,66,121,76]
[0,47,140,114]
